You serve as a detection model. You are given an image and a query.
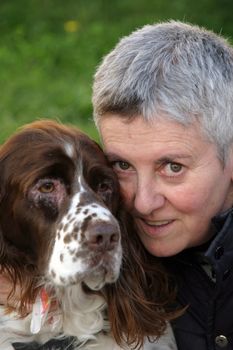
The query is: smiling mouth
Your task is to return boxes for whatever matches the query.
[143,220,173,227]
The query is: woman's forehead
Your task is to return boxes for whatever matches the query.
[100,114,205,147]
[99,115,219,166]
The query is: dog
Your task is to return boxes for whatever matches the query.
[0,120,124,349]
[0,120,178,350]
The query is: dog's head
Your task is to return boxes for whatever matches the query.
[0,120,122,294]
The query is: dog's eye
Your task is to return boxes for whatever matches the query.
[97,181,112,193]
[39,182,55,193]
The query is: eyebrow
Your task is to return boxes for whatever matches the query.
[104,152,124,160]
[105,152,193,163]
[155,154,193,163]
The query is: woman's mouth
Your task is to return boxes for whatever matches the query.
[145,220,173,227]
[136,218,175,237]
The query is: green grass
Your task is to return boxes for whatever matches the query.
[0,0,233,143]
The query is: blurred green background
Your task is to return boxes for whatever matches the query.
[0,0,233,143]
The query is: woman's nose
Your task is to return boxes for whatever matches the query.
[133,181,165,216]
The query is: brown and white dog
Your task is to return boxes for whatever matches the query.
[0,120,177,350]
[0,120,123,349]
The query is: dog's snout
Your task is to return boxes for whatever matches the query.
[86,222,120,251]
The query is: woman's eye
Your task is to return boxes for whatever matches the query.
[39,182,55,193]
[163,162,183,176]
[112,161,131,171]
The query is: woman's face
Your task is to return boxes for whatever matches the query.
[100,115,233,257]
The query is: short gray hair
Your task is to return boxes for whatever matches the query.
[92,21,233,161]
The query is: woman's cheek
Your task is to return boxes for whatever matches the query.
[170,184,210,214]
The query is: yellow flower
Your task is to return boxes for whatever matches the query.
[64,20,79,33]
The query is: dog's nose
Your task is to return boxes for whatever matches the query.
[86,222,120,251]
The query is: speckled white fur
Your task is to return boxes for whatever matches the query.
[48,175,121,286]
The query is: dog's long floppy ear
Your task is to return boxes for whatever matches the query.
[0,143,12,243]
[0,149,7,204]
[0,142,12,204]
[0,141,18,258]
[0,131,23,204]
[0,147,10,267]
[0,141,38,314]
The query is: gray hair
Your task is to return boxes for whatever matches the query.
[92,21,233,161]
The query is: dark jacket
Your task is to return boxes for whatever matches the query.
[166,208,233,350]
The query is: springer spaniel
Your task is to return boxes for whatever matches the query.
[0,120,123,349]
[0,120,178,350]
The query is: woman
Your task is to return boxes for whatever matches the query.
[92,21,233,349]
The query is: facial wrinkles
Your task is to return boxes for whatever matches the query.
[99,116,233,257]
[101,119,205,168]
[101,116,230,216]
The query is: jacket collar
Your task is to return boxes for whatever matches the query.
[172,208,233,283]
[204,207,233,281]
